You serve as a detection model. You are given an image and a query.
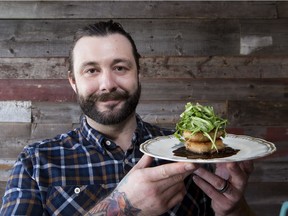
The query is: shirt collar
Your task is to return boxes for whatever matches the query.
[79,114,146,152]
[79,116,106,154]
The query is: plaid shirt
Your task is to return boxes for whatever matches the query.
[1,115,214,216]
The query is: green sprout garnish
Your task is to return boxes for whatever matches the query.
[174,102,228,151]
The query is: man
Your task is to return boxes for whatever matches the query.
[1,20,254,215]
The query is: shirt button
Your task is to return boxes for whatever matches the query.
[74,187,81,194]
[124,159,129,164]
[106,140,111,146]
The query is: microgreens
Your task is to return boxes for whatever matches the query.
[174,102,227,151]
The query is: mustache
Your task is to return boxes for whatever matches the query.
[87,91,129,103]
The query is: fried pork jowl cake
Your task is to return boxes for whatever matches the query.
[173,102,239,159]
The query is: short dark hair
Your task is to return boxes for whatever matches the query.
[68,20,141,75]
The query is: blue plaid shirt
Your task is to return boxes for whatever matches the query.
[1,115,213,216]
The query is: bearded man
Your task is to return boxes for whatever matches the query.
[1,20,254,216]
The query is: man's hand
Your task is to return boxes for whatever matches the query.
[89,155,198,215]
[193,160,255,216]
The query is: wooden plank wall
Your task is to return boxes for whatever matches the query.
[0,1,287,215]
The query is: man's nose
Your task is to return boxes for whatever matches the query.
[98,71,117,92]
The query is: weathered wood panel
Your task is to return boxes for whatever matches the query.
[263,141,288,162]
[0,79,75,102]
[140,56,288,79]
[249,162,288,182]
[0,78,287,102]
[0,101,31,122]
[0,123,31,139]
[0,58,68,79]
[278,2,288,18]
[265,127,288,143]
[0,19,241,57]
[140,78,288,101]
[1,19,288,57]
[0,140,26,159]
[31,123,74,139]
[240,19,288,55]
[0,159,15,181]
[228,100,288,127]
[32,102,81,124]
[1,56,288,79]
[0,181,6,207]
[246,182,288,216]
[0,1,277,19]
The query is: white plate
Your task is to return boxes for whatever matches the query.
[140,134,276,163]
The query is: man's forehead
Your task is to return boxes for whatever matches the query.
[72,34,136,70]
[74,34,132,51]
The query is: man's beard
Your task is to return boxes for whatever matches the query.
[77,84,141,125]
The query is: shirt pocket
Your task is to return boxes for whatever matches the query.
[46,184,109,216]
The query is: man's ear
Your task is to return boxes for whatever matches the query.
[68,71,77,93]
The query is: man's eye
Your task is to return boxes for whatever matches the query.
[86,68,97,74]
[115,66,126,72]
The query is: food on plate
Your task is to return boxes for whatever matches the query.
[174,102,227,154]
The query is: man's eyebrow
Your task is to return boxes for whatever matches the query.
[79,59,134,70]
[80,61,99,68]
[78,61,99,72]
[112,58,133,67]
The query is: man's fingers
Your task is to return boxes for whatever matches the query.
[132,155,198,182]
[161,181,186,209]
[225,162,250,191]
[239,160,254,175]
[144,162,197,182]
[131,154,154,171]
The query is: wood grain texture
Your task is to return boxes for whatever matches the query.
[0,19,240,57]
[140,56,288,79]
[278,2,288,18]
[0,58,68,79]
[31,123,74,139]
[0,123,31,139]
[0,78,287,102]
[0,79,75,102]
[0,101,31,122]
[228,100,288,126]
[0,1,277,19]
[246,182,288,216]
[0,181,6,207]
[240,19,288,55]
[1,56,288,79]
[1,18,288,57]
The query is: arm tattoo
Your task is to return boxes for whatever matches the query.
[88,190,141,216]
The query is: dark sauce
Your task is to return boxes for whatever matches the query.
[173,146,240,160]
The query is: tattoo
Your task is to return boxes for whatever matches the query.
[88,190,141,216]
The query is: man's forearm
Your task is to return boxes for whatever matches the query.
[87,190,141,216]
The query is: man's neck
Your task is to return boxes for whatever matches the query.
[86,113,137,151]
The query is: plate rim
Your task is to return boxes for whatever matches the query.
[140,133,277,163]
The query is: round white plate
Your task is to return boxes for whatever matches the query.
[140,134,276,163]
